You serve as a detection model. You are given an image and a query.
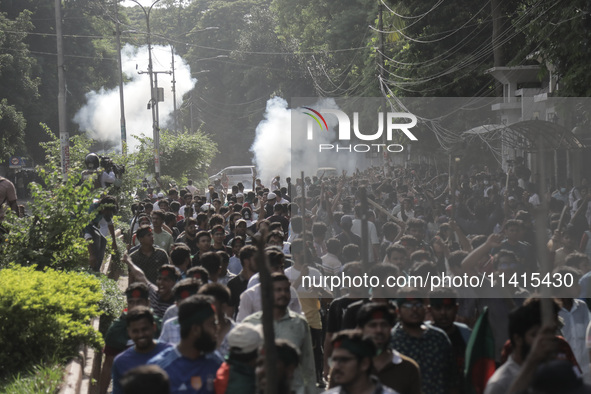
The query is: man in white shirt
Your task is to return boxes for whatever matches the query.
[321,238,343,275]
[285,239,332,388]
[185,179,198,195]
[484,300,559,394]
[351,204,379,264]
[236,247,302,322]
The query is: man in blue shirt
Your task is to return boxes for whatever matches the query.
[112,307,171,394]
[149,295,222,393]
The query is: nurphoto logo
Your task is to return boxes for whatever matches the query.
[302,107,418,153]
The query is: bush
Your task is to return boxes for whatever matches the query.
[96,273,126,334]
[0,265,103,377]
[0,363,64,394]
[0,167,96,270]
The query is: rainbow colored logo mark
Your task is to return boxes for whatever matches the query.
[302,107,328,131]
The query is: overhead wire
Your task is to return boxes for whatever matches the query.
[377,0,565,91]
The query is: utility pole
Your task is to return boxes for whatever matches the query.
[55,0,69,178]
[131,0,162,178]
[170,44,178,132]
[378,1,388,168]
[114,0,127,154]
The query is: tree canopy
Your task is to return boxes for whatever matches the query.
[0,0,588,170]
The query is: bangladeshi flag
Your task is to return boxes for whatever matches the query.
[464,307,496,394]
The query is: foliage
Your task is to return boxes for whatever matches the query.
[0,164,97,271]
[0,10,39,107]
[0,265,103,377]
[0,363,64,394]
[41,128,143,223]
[96,273,126,333]
[133,128,218,182]
[516,0,591,96]
[0,10,38,162]
[1,0,123,162]
[0,99,26,163]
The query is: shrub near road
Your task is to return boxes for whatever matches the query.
[0,265,103,377]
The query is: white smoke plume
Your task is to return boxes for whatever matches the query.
[73,44,196,152]
[251,97,373,185]
[250,97,292,185]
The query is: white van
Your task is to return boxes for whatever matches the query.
[316,167,338,178]
[209,165,256,191]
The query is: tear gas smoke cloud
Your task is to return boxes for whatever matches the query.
[251,97,373,184]
[73,44,196,152]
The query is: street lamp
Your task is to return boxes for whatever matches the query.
[131,0,162,178]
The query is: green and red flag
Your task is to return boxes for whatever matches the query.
[464,307,496,394]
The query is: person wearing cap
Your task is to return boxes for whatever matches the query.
[129,225,170,285]
[428,288,471,392]
[356,303,421,394]
[391,287,458,394]
[148,295,222,394]
[235,193,244,205]
[159,278,203,345]
[214,323,262,394]
[264,192,277,217]
[112,307,172,394]
[99,283,163,394]
[234,219,250,243]
[322,330,399,394]
[243,273,316,394]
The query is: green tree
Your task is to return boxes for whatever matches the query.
[133,128,218,183]
[0,10,39,162]
[0,127,142,269]
[516,0,591,96]
[1,0,121,164]
[0,99,26,162]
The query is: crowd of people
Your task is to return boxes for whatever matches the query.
[97,162,591,394]
[5,157,591,394]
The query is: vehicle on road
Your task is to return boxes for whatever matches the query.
[209,165,256,191]
[316,167,338,178]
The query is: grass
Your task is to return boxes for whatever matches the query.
[0,363,64,394]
